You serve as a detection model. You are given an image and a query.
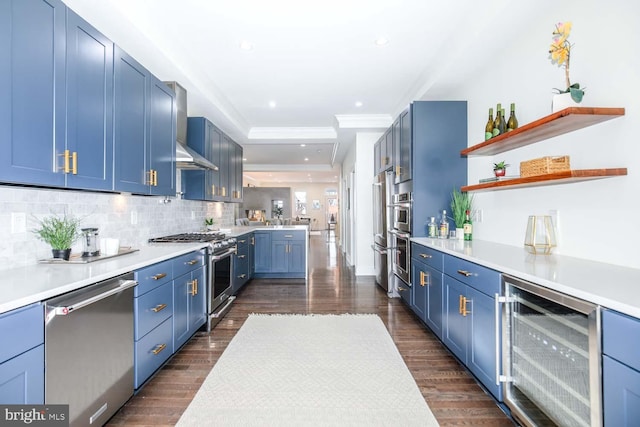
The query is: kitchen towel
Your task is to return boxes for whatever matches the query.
[176,313,439,426]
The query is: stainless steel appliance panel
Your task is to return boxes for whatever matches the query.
[45,273,136,427]
[207,246,236,330]
[391,192,412,233]
[372,243,388,291]
[389,229,411,284]
[372,171,394,292]
[501,274,601,427]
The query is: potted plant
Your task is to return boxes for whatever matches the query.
[493,161,509,177]
[33,213,82,260]
[549,21,585,111]
[272,206,284,224]
[205,217,217,231]
[450,189,473,240]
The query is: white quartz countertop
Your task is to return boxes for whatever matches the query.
[1,225,310,315]
[411,238,640,318]
[0,243,208,315]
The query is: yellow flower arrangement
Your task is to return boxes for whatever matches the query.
[549,21,584,102]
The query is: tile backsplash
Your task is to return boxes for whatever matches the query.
[0,184,237,271]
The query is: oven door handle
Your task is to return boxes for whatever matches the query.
[210,247,237,261]
[389,229,411,239]
[371,244,387,255]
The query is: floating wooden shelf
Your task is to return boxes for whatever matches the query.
[462,107,625,156]
[462,168,627,192]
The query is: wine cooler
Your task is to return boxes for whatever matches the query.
[499,274,601,427]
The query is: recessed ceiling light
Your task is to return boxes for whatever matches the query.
[300,144,306,147]
[268,101,276,108]
[375,37,389,46]
[304,157,309,161]
[239,40,254,50]
[355,101,363,107]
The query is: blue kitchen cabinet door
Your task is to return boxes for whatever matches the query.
[231,141,243,202]
[148,76,176,196]
[394,107,411,184]
[249,233,255,278]
[189,266,207,333]
[113,46,150,194]
[254,232,272,273]
[603,355,640,427]
[0,345,44,404]
[209,125,223,200]
[288,240,306,274]
[218,136,232,201]
[0,0,66,187]
[373,139,382,175]
[65,9,114,191]
[173,266,206,351]
[411,260,428,322]
[184,117,218,201]
[466,286,501,401]
[383,127,393,171]
[270,241,289,273]
[443,276,467,364]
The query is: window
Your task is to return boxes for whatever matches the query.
[295,191,307,215]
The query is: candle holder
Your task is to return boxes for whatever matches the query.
[524,215,557,255]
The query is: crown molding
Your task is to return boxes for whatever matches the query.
[334,114,393,129]
[248,127,337,140]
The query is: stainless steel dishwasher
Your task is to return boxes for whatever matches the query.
[45,272,137,427]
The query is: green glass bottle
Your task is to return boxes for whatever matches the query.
[463,210,472,241]
[484,108,494,140]
[507,103,519,132]
[492,103,504,137]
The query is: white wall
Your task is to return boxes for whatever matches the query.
[425,0,640,268]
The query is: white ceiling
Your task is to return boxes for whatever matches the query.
[63,0,532,184]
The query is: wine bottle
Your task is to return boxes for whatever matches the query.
[484,108,494,141]
[463,210,472,241]
[501,108,507,134]
[492,103,503,137]
[507,103,519,132]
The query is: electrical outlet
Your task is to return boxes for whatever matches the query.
[472,209,483,223]
[130,210,138,225]
[11,213,27,233]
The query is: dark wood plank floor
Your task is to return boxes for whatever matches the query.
[108,233,515,426]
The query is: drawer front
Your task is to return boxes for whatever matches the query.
[134,316,173,389]
[443,255,500,296]
[411,243,444,271]
[0,344,44,404]
[270,230,304,241]
[135,259,173,297]
[173,250,205,279]
[0,303,43,363]
[135,281,173,340]
[603,309,640,372]
[235,233,251,247]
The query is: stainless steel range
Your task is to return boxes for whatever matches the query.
[149,232,237,331]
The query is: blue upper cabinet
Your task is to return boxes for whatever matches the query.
[114,48,175,196]
[113,46,150,194]
[149,76,176,196]
[0,0,66,187]
[184,117,222,201]
[65,9,114,190]
[394,107,412,184]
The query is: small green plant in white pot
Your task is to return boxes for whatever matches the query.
[450,189,473,240]
[205,217,217,231]
[33,213,82,260]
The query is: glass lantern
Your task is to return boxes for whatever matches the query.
[524,215,557,255]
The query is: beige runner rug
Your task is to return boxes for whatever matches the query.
[177,313,439,426]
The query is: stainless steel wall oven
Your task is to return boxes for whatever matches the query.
[389,229,410,284]
[391,192,412,233]
[499,274,601,427]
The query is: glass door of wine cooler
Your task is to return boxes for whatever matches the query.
[501,275,601,427]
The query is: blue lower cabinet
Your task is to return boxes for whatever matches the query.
[253,232,271,273]
[397,280,412,307]
[411,258,443,339]
[443,266,502,401]
[173,266,206,351]
[253,231,306,279]
[233,237,250,293]
[134,317,172,389]
[0,345,44,404]
[603,355,640,426]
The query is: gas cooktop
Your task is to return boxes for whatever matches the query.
[148,232,226,243]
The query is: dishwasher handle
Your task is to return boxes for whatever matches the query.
[52,279,137,316]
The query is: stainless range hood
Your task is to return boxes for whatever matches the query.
[165,81,219,171]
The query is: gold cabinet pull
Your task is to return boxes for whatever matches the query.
[395,165,401,176]
[151,273,167,280]
[221,187,227,197]
[459,295,464,315]
[238,274,247,279]
[420,271,428,286]
[151,303,167,313]
[151,343,167,355]
[238,239,246,244]
[419,253,432,259]
[251,237,255,245]
[237,254,246,259]
[153,170,158,186]
[71,151,78,174]
[284,234,293,238]
[461,296,470,317]
[187,259,199,265]
[188,279,198,296]
[397,286,407,292]
[457,269,472,277]
[194,278,198,295]
[146,170,154,185]
[59,149,71,173]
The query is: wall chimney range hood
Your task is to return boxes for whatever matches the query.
[164,81,219,171]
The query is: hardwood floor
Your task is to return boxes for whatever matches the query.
[108,233,515,426]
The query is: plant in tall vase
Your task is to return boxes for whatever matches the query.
[549,21,585,112]
[450,189,473,240]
